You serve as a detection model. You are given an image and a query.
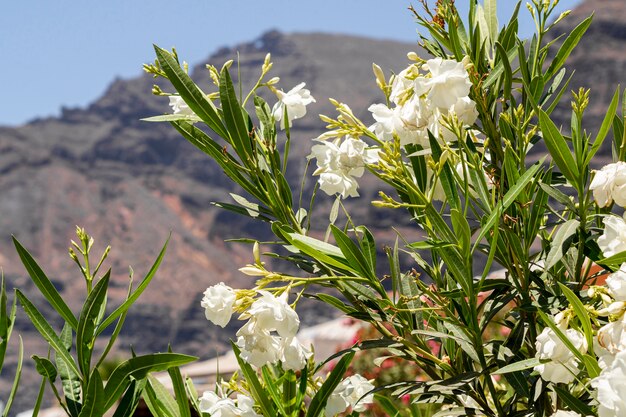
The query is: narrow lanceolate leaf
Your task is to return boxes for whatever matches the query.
[544,15,593,81]
[586,88,621,165]
[102,353,197,412]
[15,290,81,378]
[493,357,543,374]
[78,369,105,417]
[12,237,78,330]
[98,237,169,334]
[220,67,254,162]
[2,335,23,417]
[472,158,545,252]
[558,283,596,359]
[144,375,179,417]
[331,225,377,283]
[112,379,146,417]
[484,0,498,48]
[77,270,110,378]
[153,45,228,139]
[545,220,580,270]
[232,343,276,417]
[167,366,191,417]
[538,110,578,184]
[58,323,82,417]
[306,351,355,417]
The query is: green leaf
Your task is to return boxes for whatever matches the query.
[102,353,197,412]
[32,355,58,382]
[2,335,23,417]
[472,158,545,253]
[493,357,542,374]
[484,0,498,48]
[538,110,578,184]
[78,369,105,417]
[545,220,579,270]
[558,283,596,361]
[141,114,202,123]
[153,46,228,139]
[451,209,471,257]
[585,87,621,166]
[554,385,594,416]
[232,343,276,416]
[98,237,169,334]
[144,375,180,417]
[544,15,593,81]
[77,270,110,378]
[15,290,81,378]
[262,367,290,417]
[283,230,353,272]
[112,379,146,417]
[331,225,377,284]
[12,236,78,330]
[58,324,82,417]
[306,351,355,417]
[220,67,254,162]
[167,366,191,417]
[597,250,626,269]
[484,41,518,88]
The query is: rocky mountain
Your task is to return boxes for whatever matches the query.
[1,0,625,411]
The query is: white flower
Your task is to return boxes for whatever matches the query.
[280,336,312,371]
[534,326,587,384]
[550,411,587,417]
[596,314,626,369]
[236,325,282,368]
[168,96,195,116]
[237,394,261,417]
[324,374,375,417]
[450,96,478,126]
[590,162,626,207]
[598,215,626,258]
[201,283,236,328]
[199,392,239,417]
[591,349,626,417]
[309,137,378,199]
[368,103,405,142]
[272,83,315,129]
[607,264,626,301]
[424,58,472,110]
[245,291,300,338]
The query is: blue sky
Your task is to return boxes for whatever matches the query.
[1,0,581,126]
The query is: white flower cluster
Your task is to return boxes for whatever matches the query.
[591,264,626,417]
[590,161,626,208]
[324,374,375,417]
[199,391,261,417]
[309,136,379,198]
[535,265,626,416]
[534,313,587,384]
[369,57,477,148]
[201,284,312,371]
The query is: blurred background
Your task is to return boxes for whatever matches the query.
[3,0,623,414]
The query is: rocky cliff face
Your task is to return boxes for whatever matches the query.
[0,0,624,411]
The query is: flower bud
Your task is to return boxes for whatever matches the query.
[239,265,266,276]
[608,301,626,316]
[253,241,261,264]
